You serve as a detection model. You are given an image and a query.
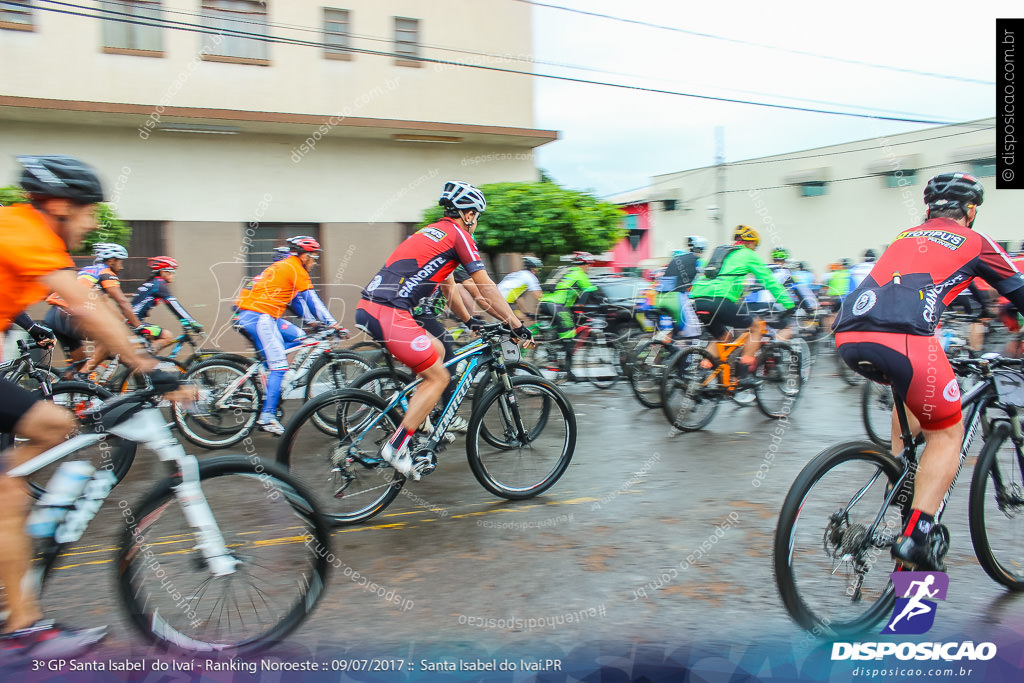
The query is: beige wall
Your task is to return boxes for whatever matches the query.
[0,0,534,129]
[648,120,1004,276]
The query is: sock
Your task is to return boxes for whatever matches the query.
[387,426,414,452]
[903,510,935,543]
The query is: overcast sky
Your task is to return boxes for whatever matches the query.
[526,0,1006,197]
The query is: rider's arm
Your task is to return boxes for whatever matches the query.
[440,276,471,322]
[468,270,525,329]
[41,269,157,372]
[106,282,144,328]
[974,232,1024,314]
[746,254,795,309]
[290,288,337,326]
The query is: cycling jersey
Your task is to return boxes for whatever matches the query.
[747,265,818,309]
[689,247,795,308]
[45,263,121,309]
[236,255,334,324]
[540,267,597,307]
[825,269,852,298]
[362,218,485,311]
[833,218,1024,336]
[413,266,472,318]
[132,276,197,323]
[849,260,874,289]
[656,252,699,293]
[498,269,541,303]
[0,204,75,332]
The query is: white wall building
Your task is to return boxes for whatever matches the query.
[0,0,556,336]
[643,119,1002,275]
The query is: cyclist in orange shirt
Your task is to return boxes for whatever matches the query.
[234,236,343,435]
[0,155,172,660]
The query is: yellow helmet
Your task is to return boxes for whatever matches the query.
[733,225,760,247]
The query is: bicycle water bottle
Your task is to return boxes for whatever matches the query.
[26,461,95,538]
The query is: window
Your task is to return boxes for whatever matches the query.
[883,170,916,188]
[0,1,33,30]
[799,182,828,197]
[624,214,638,230]
[971,158,997,177]
[661,199,677,211]
[323,8,351,60]
[201,0,268,64]
[394,17,420,66]
[101,1,163,55]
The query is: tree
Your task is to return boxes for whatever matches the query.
[420,181,625,265]
[0,185,131,254]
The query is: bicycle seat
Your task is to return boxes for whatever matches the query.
[856,360,891,385]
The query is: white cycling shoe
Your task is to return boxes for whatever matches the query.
[257,415,285,436]
[380,438,420,481]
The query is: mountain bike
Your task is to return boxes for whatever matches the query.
[173,328,372,448]
[276,323,577,526]
[525,305,620,388]
[660,317,803,431]
[774,354,1024,636]
[7,383,331,653]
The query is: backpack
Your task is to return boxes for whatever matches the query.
[701,245,741,279]
[541,265,572,293]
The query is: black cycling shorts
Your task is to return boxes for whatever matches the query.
[692,297,752,338]
[44,306,83,353]
[0,377,39,435]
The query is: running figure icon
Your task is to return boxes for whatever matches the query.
[883,571,949,635]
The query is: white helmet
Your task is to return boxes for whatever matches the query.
[687,235,708,253]
[93,242,128,261]
[439,181,486,213]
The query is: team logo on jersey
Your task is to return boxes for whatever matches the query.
[418,227,447,242]
[410,335,432,352]
[943,379,960,403]
[852,290,877,315]
[895,229,965,251]
[366,275,382,292]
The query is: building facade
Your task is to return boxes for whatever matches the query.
[1,0,556,340]
[642,119,1001,277]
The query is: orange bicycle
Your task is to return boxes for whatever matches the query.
[660,318,803,431]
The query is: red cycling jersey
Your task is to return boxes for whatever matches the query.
[361,218,485,311]
[834,218,1024,336]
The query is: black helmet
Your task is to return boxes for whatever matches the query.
[17,155,105,204]
[522,256,542,270]
[923,172,984,210]
[863,248,877,262]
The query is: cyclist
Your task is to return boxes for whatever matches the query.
[689,235,708,268]
[497,256,543,319]
[0,155,169,659]
[356,181,531,478]
[7,312,55,351]
[849,249,877,289]
[821,258,853,333]
[746,247,818,314]
[235,236,343,436]
[44,242,145,376]
[688,226,796,386]
[833,172,1024,572]
[538,251,601,381]
[131,256,202,345]
[654,241,702,339]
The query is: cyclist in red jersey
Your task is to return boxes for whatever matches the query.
[833,172,1024,571]
[356,181,532,479]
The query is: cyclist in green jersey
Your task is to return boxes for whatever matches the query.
[539,252,601,381]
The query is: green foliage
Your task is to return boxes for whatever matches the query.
[420,181,625,263]
[0,185,131,254]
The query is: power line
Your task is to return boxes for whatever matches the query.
[516,0,994,86]
[36,1,962,126]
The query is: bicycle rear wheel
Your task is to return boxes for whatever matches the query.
[577,334,620,389]
[627,339,678,409]
[277,389,406,525]
[861,381,894,449]
[117,456,330,654]
[969,422,1024,590]
[754,342,803,419]
[467,376,576,499]
[660,347,720,431]
[173,360,261,449]
[774,442,902,635]
[304,351,376,401]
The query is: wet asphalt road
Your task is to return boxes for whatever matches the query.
[31,345,1024,673]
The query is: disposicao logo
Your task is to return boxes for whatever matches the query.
[883,571,948,635]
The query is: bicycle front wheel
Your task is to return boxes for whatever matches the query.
[304,351,376,401]
[117,455,330,654]
[660,347,720,432]
[970,422,1024,590]
[861,381,894,449]
[467,376,576,500]
[628,339,678,409]
[774,442,903,636]
[754,342,803,419]
[578,334,620,389]
[278,389,406,525]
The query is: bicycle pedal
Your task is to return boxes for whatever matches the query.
[411,449,437,476]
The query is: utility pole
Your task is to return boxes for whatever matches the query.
[715,126,726,245]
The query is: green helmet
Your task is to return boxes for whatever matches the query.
[771,247,789,261]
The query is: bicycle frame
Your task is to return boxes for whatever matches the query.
[8,404,237,578]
